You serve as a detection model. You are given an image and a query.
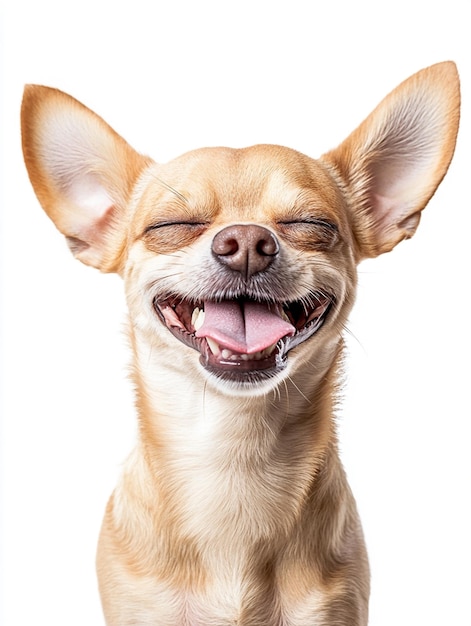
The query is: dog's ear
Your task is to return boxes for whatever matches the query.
[322,62,460,259]
[21,86,153,272]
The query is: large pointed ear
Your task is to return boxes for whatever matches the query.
[322,62,460,259]
[21,86,153,272]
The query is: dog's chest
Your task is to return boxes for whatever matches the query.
[124,573,325,626]
[168,405,314,547]
[184,579,325,626]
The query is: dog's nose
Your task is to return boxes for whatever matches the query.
[212,224,279,278]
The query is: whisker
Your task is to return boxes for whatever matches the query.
[258,408,278,441]
[342,324,364,350]
[286,375,311,404]
[281,378,291,426]
[271,381,281,404]
[150,173,189,204]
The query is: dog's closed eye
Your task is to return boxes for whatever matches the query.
[143,220,210,253]
[277,219,339,251]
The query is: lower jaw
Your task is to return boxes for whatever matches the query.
[201,361,286,391]
[199,348,287,383]
[164,323,288,381]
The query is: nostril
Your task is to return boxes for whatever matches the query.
[256,235,279,257]
[213,236,239,257]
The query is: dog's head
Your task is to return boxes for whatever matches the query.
[21,63,460,395]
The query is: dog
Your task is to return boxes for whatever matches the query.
[21,62,460,625]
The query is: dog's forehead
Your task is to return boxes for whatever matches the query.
[165,144,333,194]
[136,144,344,225]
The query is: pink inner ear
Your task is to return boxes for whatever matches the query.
[66,172,114,223]
[367,152,430,237]
[369,192,405,229]
[76,203,118,248]
[64,172,115,239]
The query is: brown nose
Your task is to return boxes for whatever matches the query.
[212,224,279,278]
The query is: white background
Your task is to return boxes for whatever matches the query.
[1,2,469,625]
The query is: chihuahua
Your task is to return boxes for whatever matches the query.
[21,62,460,625]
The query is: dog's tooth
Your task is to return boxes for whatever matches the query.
[206,338,220,356]
[221,348,233,359]
[192,307,205,331]
[265,343,277,355]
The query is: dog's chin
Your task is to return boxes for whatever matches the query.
[197,346,289,397]
[153,294,333,395]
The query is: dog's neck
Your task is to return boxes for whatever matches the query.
[127,322,345,547]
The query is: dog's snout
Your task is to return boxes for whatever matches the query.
[212,224,279,278]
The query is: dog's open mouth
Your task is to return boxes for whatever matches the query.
[154,293,333,380]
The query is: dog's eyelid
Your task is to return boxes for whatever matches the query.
[277,218,339,232]
[276,218,340,251]
[143,220,209,235]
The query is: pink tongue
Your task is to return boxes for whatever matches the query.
[195,301,295,354]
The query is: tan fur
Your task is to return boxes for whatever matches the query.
[21,62,460,625]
